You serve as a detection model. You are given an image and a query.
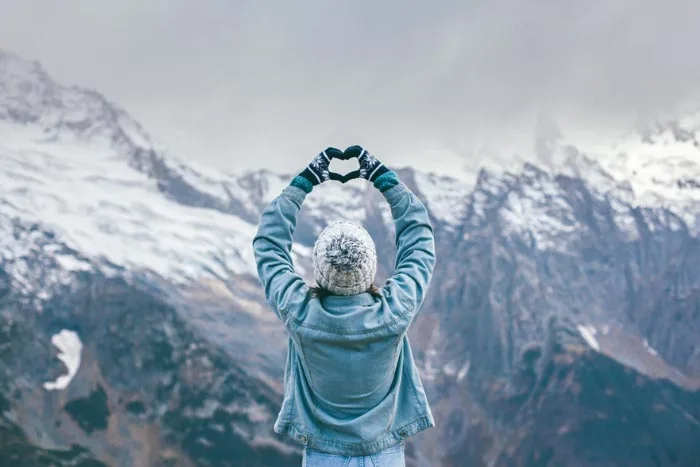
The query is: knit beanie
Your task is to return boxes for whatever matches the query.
[313,221,377,296]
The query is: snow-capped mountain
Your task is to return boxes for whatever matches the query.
[1,49,699,466]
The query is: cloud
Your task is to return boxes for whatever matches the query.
[1,0,700,175]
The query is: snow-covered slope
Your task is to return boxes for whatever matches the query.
[3,47,700,289]
[561,114,700,233]
[0,49,480,294]
[0,135,257,284]
[411,170,473,231]
[0,50,157,160]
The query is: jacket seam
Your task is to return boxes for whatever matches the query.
[381,280,417,320]
[282,185,307,204]
[383,183,410,204]
[295,336,319,414]
[291,315,401,335]
[403,363,423,408]
[395,292,416,319]
[386,337,402,431]
[280,415,433,454]
[289,348,296,424]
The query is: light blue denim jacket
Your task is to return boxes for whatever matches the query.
[252,176,436,456]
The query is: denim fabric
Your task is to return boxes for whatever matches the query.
[253,181,436,456]
[303,442,406,466]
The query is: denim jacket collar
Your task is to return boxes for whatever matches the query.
[321,293,376,308]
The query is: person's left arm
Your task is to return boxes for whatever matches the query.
[252,148,341,322]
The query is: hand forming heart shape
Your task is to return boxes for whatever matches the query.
[324,147,361,184]
[328,170,361,183]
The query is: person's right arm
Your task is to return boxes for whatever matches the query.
[378,172,436,322]
[343,146,436,323]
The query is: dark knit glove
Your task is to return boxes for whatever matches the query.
[343,145,389,182]
[291,147,351,193]
[298,147,344,186]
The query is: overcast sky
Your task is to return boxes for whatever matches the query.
[2,0,700,175]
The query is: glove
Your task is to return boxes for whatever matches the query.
[343,145,389,182]
[298,147,344,186]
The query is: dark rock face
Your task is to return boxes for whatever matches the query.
[407,165,700,466]
[0,390,105,466]
[426,165,700,380]
[427,324,700,466]
[495,350,700,467]
[0,436,106,467]
[140,148,261,225]
[64,385,110,434]
[0,268,301,466]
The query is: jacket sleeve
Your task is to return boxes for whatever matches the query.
[381,182,436,323]
[252,185,309,322]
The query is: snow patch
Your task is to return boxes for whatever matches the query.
[413,171,472,228]
[577,127,700,234]
[457,360,471,382]
[499,175,580,253]
[43,329,83,391]
[643,339,659,357]
[0,144,258,284]
[577,325,600,351]
[54,254,92,272]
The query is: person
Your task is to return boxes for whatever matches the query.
[253,145,436,466]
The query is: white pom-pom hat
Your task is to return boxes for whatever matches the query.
[313,220,377,296]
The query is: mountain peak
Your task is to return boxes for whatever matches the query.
[0,48,48,80]
[0,50,156,159]
[636,109,700,145]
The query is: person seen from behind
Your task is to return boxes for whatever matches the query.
[253,145,436,466]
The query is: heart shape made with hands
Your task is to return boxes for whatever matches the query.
[325,147,362,184]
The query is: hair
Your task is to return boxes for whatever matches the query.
[310,283,382,300]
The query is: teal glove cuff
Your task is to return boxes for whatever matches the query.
[290,175,313,193]
[373,171,399,193]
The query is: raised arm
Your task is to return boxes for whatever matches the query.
[380,174,436,319]
[345,146,436,322]
[252,148,343,322]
